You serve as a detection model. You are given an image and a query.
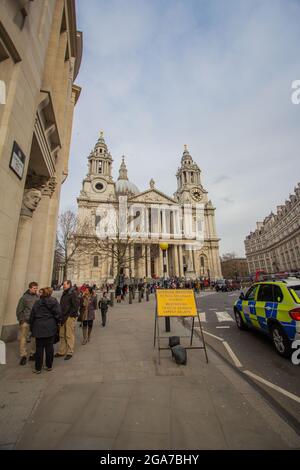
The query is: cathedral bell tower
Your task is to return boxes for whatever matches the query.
[78,131,115,202]
[174,145,207,204]
[88,131,113,180]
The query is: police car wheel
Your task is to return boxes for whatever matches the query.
[234,309,247,330]
[270,324,291,358]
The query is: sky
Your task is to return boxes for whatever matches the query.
[60,0,300,256]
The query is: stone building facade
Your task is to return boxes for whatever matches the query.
[220,258,249,280]
[245,183,300,275]
[69,134,222,285]
[0,0,82,340]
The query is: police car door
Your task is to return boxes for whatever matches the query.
[255,284,275,331]
[242,284,260,327]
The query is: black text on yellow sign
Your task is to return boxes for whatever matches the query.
[156,289,197,317]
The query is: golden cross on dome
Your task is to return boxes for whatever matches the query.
[184,144,188,151]
[100,130,104,138]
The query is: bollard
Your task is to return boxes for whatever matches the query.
[132,289,135,300]
[110,291,114,307]
[138,290,142,302]
[129,290,132,304]
[146,289,149,301]
[165,317,170,332]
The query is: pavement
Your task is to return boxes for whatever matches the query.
[0,292,300,450]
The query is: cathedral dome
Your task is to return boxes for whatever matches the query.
[115,157,139,196]
[115,179,139,196]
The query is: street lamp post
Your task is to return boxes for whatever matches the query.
[160,242,170,332]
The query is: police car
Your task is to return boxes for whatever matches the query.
[234,278,300,357]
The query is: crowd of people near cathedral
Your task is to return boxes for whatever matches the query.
[16,280,111,374]
[16,276,212,375]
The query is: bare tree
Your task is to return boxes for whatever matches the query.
[57,210,97,281]
[221,252,237,262]
[58,203,148,285]
[95,206,147,285]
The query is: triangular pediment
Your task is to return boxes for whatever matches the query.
[129,188,176,204]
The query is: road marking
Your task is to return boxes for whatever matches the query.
[194,313,206,323]
[216,326,230,329]
[209,308,217,311]
[198,312,206,322]
[223,341,243,368]
[243,370,300,404]
[216,311,234,322]
[202,329,224,342]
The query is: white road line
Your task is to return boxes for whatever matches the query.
[243,370,300,404]
[198,312,206,322]
[216,326,230,329]
[216,311,234,322]
[223,341,243,368]
[209,308,217,311]
[202,329,224,342]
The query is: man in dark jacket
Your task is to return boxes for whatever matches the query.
[98,292,110,327]
[56,280,79,360]
[16,281,39,365]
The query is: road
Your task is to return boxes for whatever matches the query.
[191,290,300,429]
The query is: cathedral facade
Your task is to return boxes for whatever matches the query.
[68,133,222,285]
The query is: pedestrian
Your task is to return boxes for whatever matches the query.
[29,287,61,374]
[56,280,79,361]
[79,287,97,344]
[98,292,110,327]
[115,284,122,303]
[16,281,39,365]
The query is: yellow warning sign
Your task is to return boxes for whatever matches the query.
[156,289,197,317]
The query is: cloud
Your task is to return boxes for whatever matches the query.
[213,175,231,184]
[61,0,300,257]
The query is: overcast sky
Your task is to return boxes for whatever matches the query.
[60,0,300,256]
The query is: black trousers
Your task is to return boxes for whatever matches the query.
[101,310,107,326]
[35,336,54,371]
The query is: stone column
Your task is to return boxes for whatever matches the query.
[39,183,61,286]
[107,244,113,278]
[178,245,183,277]
[154,246,159,278]
[159,247,163,277]
[4,187,42,334]
[26,177,57,285]
[141,245,146,279]
[129,244,133,279]
[174,245,179,276]
[146,245,151,277]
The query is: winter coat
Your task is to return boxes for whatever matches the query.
[79,294,97,321]
[98,298,110,312]
[60,288,79,325]
[16,290,39,324]
[30,297,61,338]
[115,286,122,296]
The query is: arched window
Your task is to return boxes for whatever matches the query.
[98,161,102,173]
[93,256,99,267]
[200,256,205,267]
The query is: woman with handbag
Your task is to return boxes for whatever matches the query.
[29,287,61,373]
[79,287,97,345]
